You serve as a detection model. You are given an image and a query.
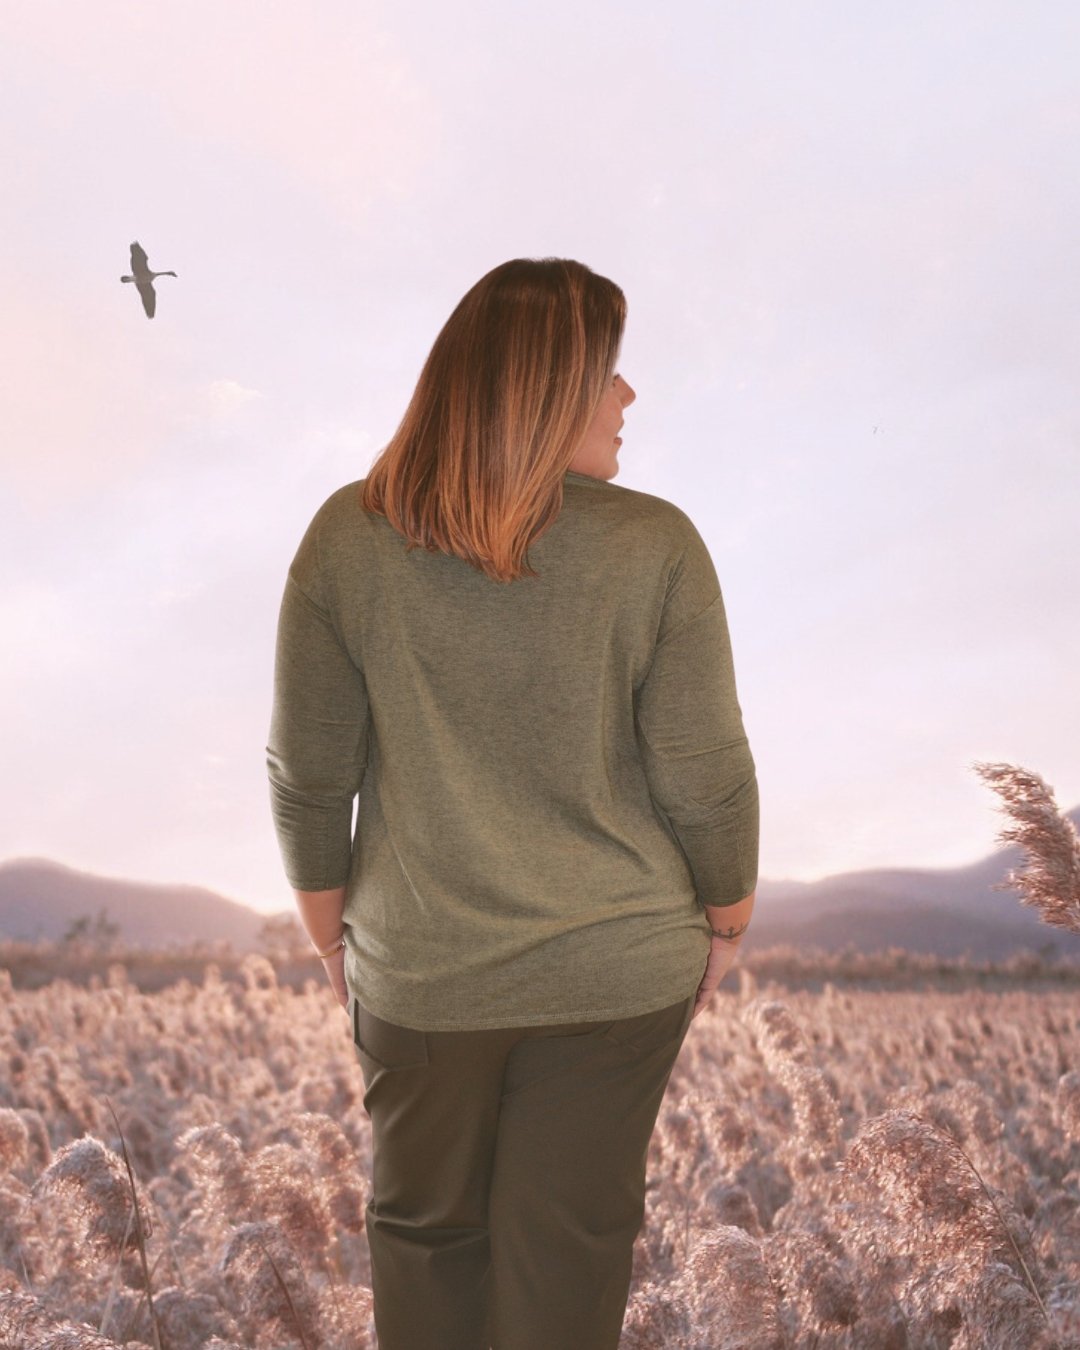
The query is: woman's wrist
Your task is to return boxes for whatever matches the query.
[292,885,348,959]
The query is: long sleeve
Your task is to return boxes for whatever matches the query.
[266,520,371,891]
[633,520,759,907]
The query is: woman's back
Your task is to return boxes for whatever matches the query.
[267,466,758,1031]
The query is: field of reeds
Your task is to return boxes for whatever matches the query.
[1,951,1079,1349]
[2,761,1078,1348]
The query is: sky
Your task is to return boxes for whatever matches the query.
[2,0,1078,916]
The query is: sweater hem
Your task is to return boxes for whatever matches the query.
[348,979,702,1034]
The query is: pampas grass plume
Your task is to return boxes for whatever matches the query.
[742,998,843,1157]
[0,1110,29,1174]
[679,1225,786,1349]
[842,1109,1011,1262]
[216,1220,319,1346]
[974,761,1080,934]
[0,1287,126,1348]
[1055,1071,1080,1142]
[30,1136,153,1263]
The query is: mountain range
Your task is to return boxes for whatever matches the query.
[749,805,1080,960]
[1,807,1078,960]
[0,860,268,950]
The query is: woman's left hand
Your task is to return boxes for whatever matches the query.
[321,944,349,1009]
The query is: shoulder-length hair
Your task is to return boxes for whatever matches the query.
[358,257,627,583]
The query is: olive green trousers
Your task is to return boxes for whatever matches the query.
[347,990,696,1350]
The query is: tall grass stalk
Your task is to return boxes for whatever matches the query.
[105,1097,162,1350]
[116,1250,168,1346]
[98,1193,135,1341]
[255,1233,313,1350]
[320,1237,348,1350]
[956,1138,1050,1328]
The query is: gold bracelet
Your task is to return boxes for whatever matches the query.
[314,934,346,959]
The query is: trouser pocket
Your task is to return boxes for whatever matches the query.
[352,999,430,1072]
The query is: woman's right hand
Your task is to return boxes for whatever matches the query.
[692,937,739,1020]
[693,892,756,1020]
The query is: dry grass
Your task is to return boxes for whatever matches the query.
[975,760,1080,937]
[0,949,1079,1347]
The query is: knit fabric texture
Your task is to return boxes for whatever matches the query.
[267,469,759,1030]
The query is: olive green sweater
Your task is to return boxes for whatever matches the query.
[266,470,759,1031]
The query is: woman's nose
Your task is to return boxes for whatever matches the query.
[621,380,637,407]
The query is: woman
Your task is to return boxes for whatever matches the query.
[266,257,758,1350]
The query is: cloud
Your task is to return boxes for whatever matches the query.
[202,379,262,415]
[150,583,206,609]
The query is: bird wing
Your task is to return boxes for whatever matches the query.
[136,277,156,318]
[129,242,150,279]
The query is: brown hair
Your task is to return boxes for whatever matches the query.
[358,257,626,583]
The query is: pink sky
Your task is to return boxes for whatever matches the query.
[2,1,1078,914]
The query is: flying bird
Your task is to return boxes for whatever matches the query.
[120,241,177,319]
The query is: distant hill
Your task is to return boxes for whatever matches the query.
[748,805,1080,961]
[1,804,1078,960]
[0,857,286,951]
